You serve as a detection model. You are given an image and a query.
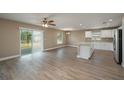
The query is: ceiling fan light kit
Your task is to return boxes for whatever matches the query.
[42,23,48,27]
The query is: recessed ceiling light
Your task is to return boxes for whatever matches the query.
[109,19,113,22]
[80,24,82,26]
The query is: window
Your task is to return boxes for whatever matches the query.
[57,32,64,44]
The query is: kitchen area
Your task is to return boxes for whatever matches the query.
[76,28,122,65]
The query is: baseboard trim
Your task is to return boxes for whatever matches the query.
[66,45,78,47]
[44,45,67,51]
[44,45,78,51]
[0,55,20,62]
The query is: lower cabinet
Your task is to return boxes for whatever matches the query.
[77,44,94,59]
[93,42,113,51]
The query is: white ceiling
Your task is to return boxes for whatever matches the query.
[0,13,123,31]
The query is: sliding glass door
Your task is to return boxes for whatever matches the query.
[21,29,32,55]
[32,31,43,52]
[20,28,43,55]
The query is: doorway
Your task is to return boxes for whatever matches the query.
[20,28,44,55]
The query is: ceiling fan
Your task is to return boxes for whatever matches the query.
[41,17,56,28]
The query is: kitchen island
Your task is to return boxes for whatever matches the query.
[77,42,94,59]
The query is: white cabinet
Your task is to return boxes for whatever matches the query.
[93,42,113,51]
[77,43,94,59]
[85,31,92,38]
[85,30,114,38]
[101,30,114,38]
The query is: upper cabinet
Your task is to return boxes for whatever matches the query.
[85,30,114,38]
[101,30,114,38]
[85,31,92,38]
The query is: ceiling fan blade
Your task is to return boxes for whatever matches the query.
[49,24,56,26]
[42,20,46,23]
[48,20,54,23]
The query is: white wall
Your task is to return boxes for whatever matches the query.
[122,16,124,67]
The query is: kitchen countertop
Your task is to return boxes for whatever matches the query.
[77,42,93,47]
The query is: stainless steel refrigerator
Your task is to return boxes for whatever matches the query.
[113,29,122,64]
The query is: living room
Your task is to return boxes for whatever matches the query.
[0,13,124,80]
